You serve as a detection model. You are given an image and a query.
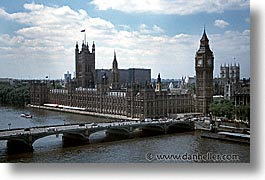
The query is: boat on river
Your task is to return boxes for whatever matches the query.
[20,113,32,118]
[201,131,250,144]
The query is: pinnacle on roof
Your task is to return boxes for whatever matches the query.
[200,26,209,42]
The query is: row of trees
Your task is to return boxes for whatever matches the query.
[209,99,250,122]
[0,83,30,106]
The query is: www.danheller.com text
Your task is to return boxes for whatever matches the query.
[145,152,240,162]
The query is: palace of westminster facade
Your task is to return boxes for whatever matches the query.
[30,29,216,119]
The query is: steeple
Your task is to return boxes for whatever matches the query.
[112,50,118,69]
[155,73,162,92]
[197,27,212,54]
[200,26,209,46]
[157,73,161,83]
[92,41,95,53]
[110,50,120,89]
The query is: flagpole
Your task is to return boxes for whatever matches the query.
[81,29,86,44]
[84,32,86,44]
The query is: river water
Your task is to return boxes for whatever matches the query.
[0,106,250,163]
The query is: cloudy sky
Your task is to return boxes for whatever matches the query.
[0,0,250,79]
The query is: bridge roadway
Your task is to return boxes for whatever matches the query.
[0,120,194,152]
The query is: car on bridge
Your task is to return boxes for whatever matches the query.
[46,127,56,132]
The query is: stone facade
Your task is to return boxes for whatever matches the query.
[30,81,194,119]
[30,80,49,106]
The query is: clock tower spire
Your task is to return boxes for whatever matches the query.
[195,28,214,114]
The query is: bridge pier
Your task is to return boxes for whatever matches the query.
[7,139,33,153]
[62,131,90,147]
[166,121,194,134]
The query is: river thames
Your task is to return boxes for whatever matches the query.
[0,106,249,163]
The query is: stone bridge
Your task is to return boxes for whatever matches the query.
[0,120,194,152]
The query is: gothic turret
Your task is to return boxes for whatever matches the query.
[113,51,118,69]
[92,41,95,53]
[75,42,79,82]
[155,73,162,92]
[110,50,120,90]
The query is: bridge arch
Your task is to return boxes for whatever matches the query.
[141,124,166,136]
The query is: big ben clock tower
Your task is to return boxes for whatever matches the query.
[195,28,214,114]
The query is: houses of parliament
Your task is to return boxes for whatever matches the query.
[30,29,216,119]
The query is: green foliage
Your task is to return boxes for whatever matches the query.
[0,84,30,106]
[54,83,63,89]
[209,99,234,119]
[235,105,250,121]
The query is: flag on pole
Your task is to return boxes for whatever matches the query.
[81,29,85,32]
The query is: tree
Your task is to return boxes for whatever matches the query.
[0,83,30,106]
[209,99,234,119]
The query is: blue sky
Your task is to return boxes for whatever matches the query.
[0,0,250,79]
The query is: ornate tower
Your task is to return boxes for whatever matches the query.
[110,51,120,89]
[155,73,162,92]
[75,41,95,88]
[195,28,214,114]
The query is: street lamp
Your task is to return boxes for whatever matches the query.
[8,123,11,130]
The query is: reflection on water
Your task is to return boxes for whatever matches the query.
[0,106,250,163]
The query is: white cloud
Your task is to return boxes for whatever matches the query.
[139,24,164,34]
[91,0,249,15]
[214,19,230,28]
[153,25,164,33]
[0,3,250,79]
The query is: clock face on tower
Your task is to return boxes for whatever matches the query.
[207,59,212,66]
[197,59,203,67]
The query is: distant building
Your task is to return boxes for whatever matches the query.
[64,71,71,84]
[95,68,151,87]
[214,63,241,99]
[220,63,240,84]
[0,78,14,85]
